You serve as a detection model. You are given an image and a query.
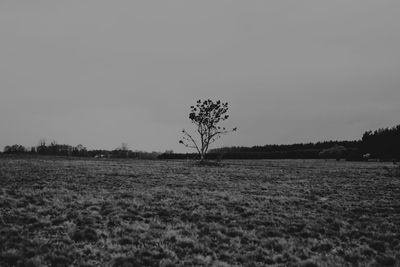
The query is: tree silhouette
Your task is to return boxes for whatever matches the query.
[180,99,236,161]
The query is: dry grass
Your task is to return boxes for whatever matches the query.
[0,158,399,266]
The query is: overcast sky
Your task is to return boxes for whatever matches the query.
[1,1,399,152]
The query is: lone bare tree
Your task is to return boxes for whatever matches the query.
[180,99,236,161]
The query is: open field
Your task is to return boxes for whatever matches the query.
[0,158,399,266]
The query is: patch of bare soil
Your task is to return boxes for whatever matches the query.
[0,158,399,266]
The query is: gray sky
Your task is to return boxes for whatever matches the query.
[1,1,399,152]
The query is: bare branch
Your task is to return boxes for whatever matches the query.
[181,129,201,155]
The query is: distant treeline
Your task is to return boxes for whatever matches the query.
[2,141,161,159]
[2,124,399,161]
[160,124,400,161]
[159,142,361,160]
[361,125,400,159]
[208,140,361,159]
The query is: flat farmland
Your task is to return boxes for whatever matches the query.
[0,158,399,266]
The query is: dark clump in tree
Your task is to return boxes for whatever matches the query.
[179,99,236,161]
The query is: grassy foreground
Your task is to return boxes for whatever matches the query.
[0,158,399,266]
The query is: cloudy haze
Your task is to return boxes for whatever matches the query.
[1,1,399,152]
